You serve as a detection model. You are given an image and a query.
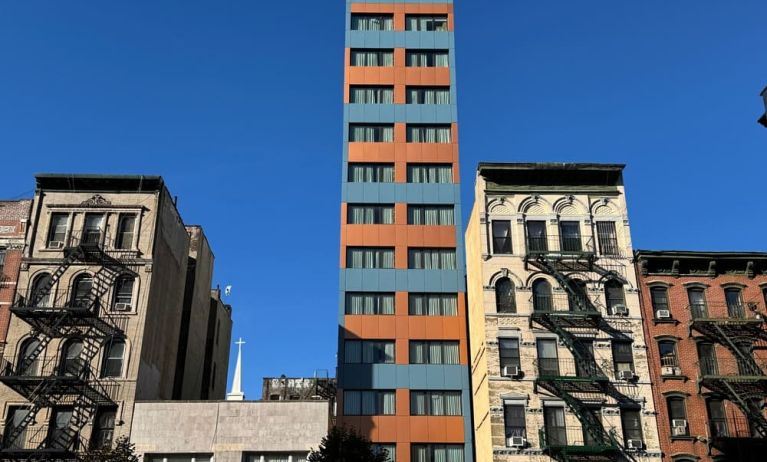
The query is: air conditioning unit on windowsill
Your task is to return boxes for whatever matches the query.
[113,303,133,312]
[626,439,643,450]
[655,310,671,319]
[662,366,681,376]
[507,436,526,448]
[502,365,520,378]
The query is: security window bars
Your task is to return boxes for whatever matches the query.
[596,221,619,256]
[410,391,462,416]
[405,14,448,31]
[499,338,520,371]
[345,340,395,364]
[410,445,463,462]
[407,125,451,143]
[345,292,395,315]
[348,163,394,183]
[407,164,453,183]
[408,248,456,270]
[410,341,459,364]
[406,50,449,67]
[115,214,136,250]
[409,293,458,316]
[408,205,454,225]
[406,87,450,104]
[348,205,395,224]
[47,213,69,247]
[658,341,678,368]
[612,341,634,374]
[349,124,394,142]
[343,390,396,415]
[492,221,512,254]
[351,49,394,67]
[350,86,395,104]
[504,404,527,440]
[351,14,394,31]
[347,247,395,269]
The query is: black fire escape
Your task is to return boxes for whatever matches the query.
[0,232,134,460]
[689,300,767,453]
[525,232,634,462]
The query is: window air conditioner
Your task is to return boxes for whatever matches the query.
[656,310,671,319]
[626,439,643,450]
[113,303,133,312]
[662,366,680,376]
[618,370,635,381]
[48,241,64,249]
[508,436,526,448]
[502,366,520,378]
[612,304,628,316]
[672,419,688,436]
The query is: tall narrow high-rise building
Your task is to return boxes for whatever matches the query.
[338,2,473,461]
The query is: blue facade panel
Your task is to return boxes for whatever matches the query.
[339,269,466,293]
[343,183,461,205]
[339,364,467,390]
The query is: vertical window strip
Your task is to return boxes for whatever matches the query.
[349,124,395,142]
[351,49,394,67]
[343,390,396,415]
[351,14,394,31]
[408,248,457,270]
[350,86,395,104]
[348,205,395,224]
[405,15,449,32]
[406,125,452,143]
[348,163,395,183]
[408,293,458,316]
[346,247,395,269]
[407,205,455,225]
[410,391,462,416]
[345,292,395,315]
[406,87,451,104]
[405,50,449,67]
[411,445,464,462]
[407,164,453,183]
[409,341,460,364]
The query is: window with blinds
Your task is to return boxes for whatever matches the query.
[408,293,458,316]
[349,124,394,142]
[351,49,394,67]
[345,292,395,315]
[343,390,396,415]
[350,86,395,104]
[406,50,449,67]
[347,205,395,224]
[504,404,527,440]
[406,125,452,143]
[405,15,448,32]
[407,205,454,225]
[410,391,462,416]
[346,247,395,269]
[410,445,463,462]
[408,248,456,270]
[407,164,453,183]
[348,163,394,183]
[344,340,395,364]
[409,341,460,364]
[406,87,450,104]
[351,14,394,31]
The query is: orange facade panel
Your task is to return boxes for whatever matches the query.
[349,3,454,32]
[347,66,452,87]
[337,415,465,444]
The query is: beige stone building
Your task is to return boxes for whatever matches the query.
[465,163,662,462]
[0,174,231,459]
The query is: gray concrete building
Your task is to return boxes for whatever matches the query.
[0,174,231,459]
[130,400,331,462]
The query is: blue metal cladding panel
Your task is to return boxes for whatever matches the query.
[339,269,466,293]
[343,183,461,205]
[346,104,457,124]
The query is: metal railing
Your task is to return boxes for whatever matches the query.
[1,424,84,452]
[526,235,596,257]
[709,417,763,439]
[0,355,93,380]
[530,294,601,315]
[534,358,607,381]
[690,302,763,322]
[539,426,620,451]
[698,357,767,379]
[13,289,99,312]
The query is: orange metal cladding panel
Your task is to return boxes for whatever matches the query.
[342,225,457,248]
[343,416,465,443]
[344,314,465,341]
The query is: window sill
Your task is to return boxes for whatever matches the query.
[670,435,695,441]
[661,375,688,382]
[653,318,680,326]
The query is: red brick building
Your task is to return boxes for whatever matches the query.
[0,200,31,348]
[635,250,767,462]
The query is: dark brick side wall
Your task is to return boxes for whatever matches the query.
[0,200,32,347]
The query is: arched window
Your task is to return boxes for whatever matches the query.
[101,340,125,378]
[495,278,516,313]
[30,273,52,307]
[605,280,625,315]
[70,274,93,309]
[532,279,552,312]
[113,276,135,310]
[17,338,41,376]
[59,339,83,377]
[567,279,588,311]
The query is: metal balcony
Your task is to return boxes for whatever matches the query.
[525,236,596,261]
[534,358,608,394]
[690,302,764,324]
[1,424,81,460]
[539,426,620,459]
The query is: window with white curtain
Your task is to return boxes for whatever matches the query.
[405,50,449,67]
[408,248,456,270]
[348,163,394,183]
[406,125,452,143]
[405,15,448,31]
[345,292,395,315]
[410,445,464,462]
[409,341,460,364]
[410,391,462,416]
[344,340,395,364]
[349,124,395,142]
[406,87,451,105]
[346,247,395,269]
[351,49,394,67]
[408,293,458,316]
[372,444,396,462]
[343,390,396,415]
[351,14,394,31]
[244,454,309,462]
[146,455,212,462]
[348,204,395,225]
[350,86,395,104]
[407,164,453,183]
[408,205,454,226]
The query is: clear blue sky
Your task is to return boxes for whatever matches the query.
[1,1,765,395]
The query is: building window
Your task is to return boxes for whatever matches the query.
[346,247,395,269]
[537,339,559,376]
[101,340,125,378]
[349,124,394,142]
[409,293,458,316]
[47,407,73,447]
[59,339,83,377]
[405,14,448,31]
[532,279,553,312]
[4,406,30,449]
[408,248,456,270]
[343,390,395,415]
[543,407,567,447]
[408,205,454,225]
[348,204,395,224]
[344,340,395,364]
[407,164,453,183]
[495,278,516,313]
[0,248,5,276]
[492,221,512,254]
[29,273,52,307]
[688,287,707,318]
[559,221,582,252]
[504,404,527,443]
[621,409,643,445]
[47,213,69,247]
[90,408,116,449]
[595,221,619,256]
[650,287,670,315]
[667,397,689,436]
[698,343,718,375]
[17,338,41,376]
[351,13,394,31]
[372,444,396,462]
[411,445,463,462]
[605,280,625,314]
[658,341,678,368]
[406,125,452,143]
[350,86,394,104]
[70,274,94,309]
[350,49,394,67]
[612,341,634,375]
[724,288,745,318]
[410,341,459,364]
[346,292,395,315]
[406,50,449,67]
[526,221,548,252]
[348,163,394,183]
[113,276,134,310]
[499,338,520,372]
[115,214,136,250]
[82,214,105,245]
[406,87,450,104]
[147,455,212,462]
[707,399,728,437]
[411,391,462,416]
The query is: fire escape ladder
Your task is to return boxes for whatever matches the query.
[711,324,764,376]
[720,380,767,438]
[44,391,97,452]
[29,248,85,306]
[2,380,64,450]
[550,381,619,449]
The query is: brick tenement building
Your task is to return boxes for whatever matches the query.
[0,200,32,346]
[635,251,767,462]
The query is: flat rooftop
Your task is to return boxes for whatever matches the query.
[35,173,164,192]
[477,162,625,192]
